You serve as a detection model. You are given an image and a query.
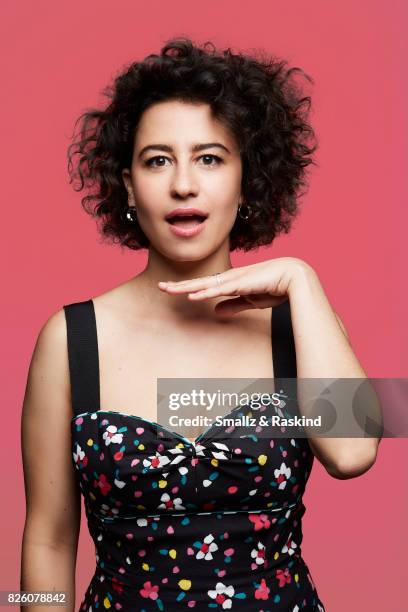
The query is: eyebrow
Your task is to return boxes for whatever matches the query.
[138,142,231,158]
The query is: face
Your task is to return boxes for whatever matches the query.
[122,99,243,261]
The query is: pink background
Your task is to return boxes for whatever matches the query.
[1,0,407,610]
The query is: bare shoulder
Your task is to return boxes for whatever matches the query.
[36,306,69,351]
[28,307,70,398]
[24,308,70,426]
[90,276,157,326]
[91,276,146,306]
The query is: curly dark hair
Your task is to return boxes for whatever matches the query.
[67,36,318,252]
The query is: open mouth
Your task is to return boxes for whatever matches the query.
[166,214,208,228]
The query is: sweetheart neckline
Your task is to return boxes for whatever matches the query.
[71,407,249,446]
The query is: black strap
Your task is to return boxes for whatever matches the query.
[63,299,100,416]
[63,297,296,416]
[271,299,297,379]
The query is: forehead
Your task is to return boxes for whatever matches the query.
[134,99,237,149]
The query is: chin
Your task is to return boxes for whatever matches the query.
[164,249,214,263]
[156,241,222,263]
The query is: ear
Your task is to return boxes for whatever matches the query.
[122,168,133,199]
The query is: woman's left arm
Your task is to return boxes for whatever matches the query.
[158,258,382,480]
[286,261,380,479]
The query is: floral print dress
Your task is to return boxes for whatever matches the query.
[64,299,325,611]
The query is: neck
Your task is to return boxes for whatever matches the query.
[131,244,234,320]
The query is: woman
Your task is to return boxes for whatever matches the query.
[21,37,379,611]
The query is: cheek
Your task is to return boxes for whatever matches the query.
[213,195,239,220]
[135,193,164,222]
[206,173,239,205]
[209,204,239,243]
[132,173,164,207]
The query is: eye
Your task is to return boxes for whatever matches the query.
[143,154,223,168]
[144,156,169,168]
[199,154,223,166]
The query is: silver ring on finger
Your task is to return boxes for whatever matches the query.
[213,272,223,287]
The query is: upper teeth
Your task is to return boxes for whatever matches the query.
[170,214,203,220]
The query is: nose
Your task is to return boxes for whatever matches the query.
[169,161,199,199]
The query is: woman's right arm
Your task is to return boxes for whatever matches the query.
[20,309,81,611]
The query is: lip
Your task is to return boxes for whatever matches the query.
[165,207,209,221]
[165,207,208,238]
[167,218,207,238]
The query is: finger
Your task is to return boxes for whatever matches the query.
[186,280,242,300]
[160,270,238,293]
[160,279,210,293]
[187,286,229,300]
